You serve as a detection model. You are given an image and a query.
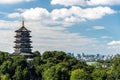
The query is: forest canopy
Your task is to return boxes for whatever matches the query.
[0,51,119,80]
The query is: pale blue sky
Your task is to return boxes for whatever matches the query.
[0,0,120,55]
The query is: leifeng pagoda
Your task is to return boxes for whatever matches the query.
[12,20,34,57]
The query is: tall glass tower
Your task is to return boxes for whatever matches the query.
[13,20,33,57]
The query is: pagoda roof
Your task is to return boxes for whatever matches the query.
[15,19,31,32]
[15,27,31,32]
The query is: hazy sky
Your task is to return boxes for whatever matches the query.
[0,0,120,55]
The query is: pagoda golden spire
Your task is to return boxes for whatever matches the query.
[22,18,24,27]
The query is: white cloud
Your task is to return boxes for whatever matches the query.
[7,6,116,27]
[3,6,117,54]
[15,8,27,12]
[0,20,20,29]
[108,46,120,49]
[7,13,21,18]
[87,0,120,6]
[93,26,105,30]
[51,0,120,6]
[0,0,33,4]
[51,0,86,6]
[108,41,120,45]
[101,36,112,39]
[0,20,99,54]
[0,20,21,53]
[0,19,118,55]
[107,41,120,52]
[51,6,115,21]
[25,21,98,53]
[21,7,50,21]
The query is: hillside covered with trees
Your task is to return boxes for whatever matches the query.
[0,51,119,80]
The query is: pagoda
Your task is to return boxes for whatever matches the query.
[12,20,34,57]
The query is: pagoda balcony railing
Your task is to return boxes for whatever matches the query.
[15,35,31,38]
[20,49,32,52]
[20,51,32,53]
[15,44,32,46]
[14,45,33,48]
[14,40,32,43]
[15,33,30,35]
[15,38,31,40]
[15,30,31,32]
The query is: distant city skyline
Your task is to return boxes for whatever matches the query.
[67,52,115,62]
[0,0,120,55]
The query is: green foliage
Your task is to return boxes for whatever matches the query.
[0,60,12,74]
[0,51,119,80]
[91,62,102,68]
[33,51,41,57]
[11,56,27,68]
[41,51,67,63]
[0,52,8,65]
[0,73,10,80]
[13,66,23,80]
[92,68,107,80]
[70,69,90,80]
[35,65,43,79]
[43,66,57,80]
[30,56,43,66]
[108,55,120,79]
[43,63,69,80]
[23,67,30,80]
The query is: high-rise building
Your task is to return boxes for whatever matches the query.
[12,20,33,57]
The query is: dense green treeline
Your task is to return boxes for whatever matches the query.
[0,51,119,80]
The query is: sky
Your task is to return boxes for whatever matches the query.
[0,0,120,55]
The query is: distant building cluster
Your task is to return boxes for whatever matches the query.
[67,52,115,61]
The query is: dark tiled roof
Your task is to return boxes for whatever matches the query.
[15,27,31,32]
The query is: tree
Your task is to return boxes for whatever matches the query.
[55,63,70,80]
[11,56,27,67]
[0,62,8,74]
[35,65,43,80]
[70,69,90,80]
[13,66,23,80]
[33,51,41,57]
[91,62,102,68]
[109,55,120,79]
[107,67,116,80]
[30,56,43,66]
[43,63,69,80]
[0,52,8,65]
[23,67,30,80]
[0,60,13,75]
[0,73,10,80]
[42,51,67,64]
[0,50,111,80]
[92,68,107,80]
[43,66,57,80]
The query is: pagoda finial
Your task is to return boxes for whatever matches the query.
[22,18,24,27]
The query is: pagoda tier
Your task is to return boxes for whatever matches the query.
[15,35,32,38]
[14,40,32,43]
[15,27,31,32]
[12,20,34,57]
[14,45,32,48]
[14,48,32,53]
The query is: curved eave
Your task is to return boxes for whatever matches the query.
[14,41,32,43]
[15,30,31,32]
[15,36,32,38]
[14,46,33,48]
